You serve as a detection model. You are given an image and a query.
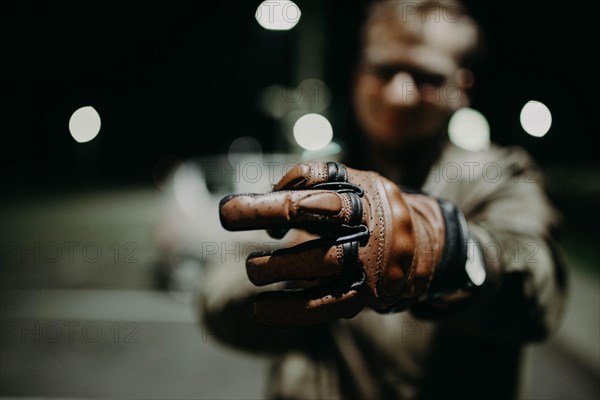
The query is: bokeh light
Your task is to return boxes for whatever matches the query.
[520,100,552,137]
[173,163,210,219]
[297,79,331,113]
[448,107,490,152]
[293,113,333,151]
[227,136,263,166]
[255,1,301,31]
[153,155,183,191]
[69,106,101,143]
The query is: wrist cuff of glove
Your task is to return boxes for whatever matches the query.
[377,198,482,314]
[426,199,473,297]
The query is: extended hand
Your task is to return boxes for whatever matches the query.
[219,162,467,327]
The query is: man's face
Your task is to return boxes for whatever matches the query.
[354,15,471,148]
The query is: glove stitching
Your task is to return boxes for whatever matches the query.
[402,207,419,297]
[305,164,312,183]
[374,181,386,301]
[335,245,344,272]
[340,193,353,224]
[320,163,328,182]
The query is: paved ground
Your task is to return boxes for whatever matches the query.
[1,186,598,399]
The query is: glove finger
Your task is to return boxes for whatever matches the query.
[246,241,360,286]
[268,162,350,239]
[254,277,365,328]
[273,162,348,191]
[219,190,362,232]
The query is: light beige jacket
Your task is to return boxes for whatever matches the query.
[201,143,567,400]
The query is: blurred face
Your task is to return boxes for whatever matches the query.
[354,14,472,148]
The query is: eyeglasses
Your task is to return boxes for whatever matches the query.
[365,63,446,88]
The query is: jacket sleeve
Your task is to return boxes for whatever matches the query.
[412,145,567,343]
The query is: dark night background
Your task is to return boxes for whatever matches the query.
[5,1,595,182]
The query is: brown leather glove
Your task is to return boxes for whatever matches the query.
[219,162,471,327]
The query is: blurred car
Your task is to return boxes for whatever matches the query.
[152,152,305,300]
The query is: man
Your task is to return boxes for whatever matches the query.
[203,1,566,398]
